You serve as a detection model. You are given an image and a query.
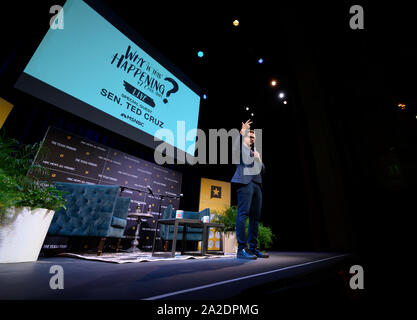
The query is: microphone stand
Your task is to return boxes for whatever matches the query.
[119,185,152,253]
[151,190,183,256]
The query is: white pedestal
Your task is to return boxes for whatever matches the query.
[0,207,55,263]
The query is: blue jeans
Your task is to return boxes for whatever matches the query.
[236,181,262,251]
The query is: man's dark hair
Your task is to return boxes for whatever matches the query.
[244,129,255,137]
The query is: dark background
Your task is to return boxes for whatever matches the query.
[1,1,416,295]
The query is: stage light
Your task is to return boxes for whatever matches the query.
[202,94,207,100]
[251,113,254,117]
[278,92,285,99]
[233,19,239,27]
[270,80,278,87]
[197,51,204,58]
[283,100,287,104]
[246,107,249,111]
[397,103,406,110]
[258,58,263,64]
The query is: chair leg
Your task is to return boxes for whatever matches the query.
[97,237,106,256]
[181,225,187,254]
[115,238,121,253]
[171,220,179,258]
[202,225,207,255]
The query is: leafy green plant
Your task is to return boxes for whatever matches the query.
[0,132,66,216]
[213,206,238,232]
[0,169,21,209]
[257,223,276,250]
[213,205,276,250]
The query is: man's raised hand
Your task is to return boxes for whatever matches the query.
[240,119,252,135]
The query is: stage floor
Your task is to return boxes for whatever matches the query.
[0,251,354,300]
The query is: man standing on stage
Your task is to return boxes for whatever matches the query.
[231,119,268,259]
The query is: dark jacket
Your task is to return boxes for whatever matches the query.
[231,133,265,185]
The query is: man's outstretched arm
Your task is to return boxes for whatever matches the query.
[232,119,252,162]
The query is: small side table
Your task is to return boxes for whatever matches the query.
[126,212,154,252]
[152,218,204,258]
[151,219,225,257]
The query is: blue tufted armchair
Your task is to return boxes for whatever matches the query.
[48,182,130,255]
[159,205,210,242]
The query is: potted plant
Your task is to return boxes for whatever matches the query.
[213,205,276,253]
[212,206,238,253]
[0,133,66,263]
